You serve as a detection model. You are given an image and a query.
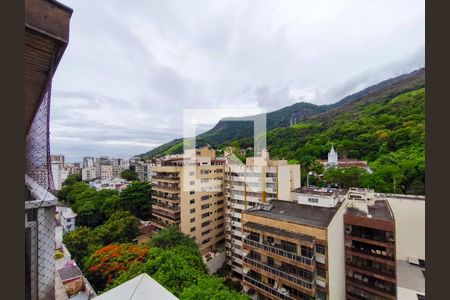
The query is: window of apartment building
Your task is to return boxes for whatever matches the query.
[266,172,277,177]
[190,208,196,213]
[201,195,210,201]
[217,223,224,229]
[190,217,195,223]
[201,212,210,219]
[301,245,314,258]
[316,244,326,255]
[217,215,224,221]
[217,207,224,213]
[202,238,211,245]
[190,199,195,204]
[317,267,326,278]
[190,180,195,185]
[216,200,224,205]
[201,204,209,210]
[190,227,196,232]
[201,229,211,236]
[232,235,242,241]
[308,197,319,203]
[232,217,240,222]
[216,231,224,238]
[189,171,195,176]
[200,170,210,175]
[190,190,195,195]
[201,221,210,227]
[281,240,297,253]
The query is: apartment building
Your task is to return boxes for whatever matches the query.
[81,167,97,181]
[83,156,95,168]
[51,154,65,167]
[151,147,226,254]
[112,165,126,178]
[241,191,347,300]
[100,165,113,179]
[51,161,69,190]
[224,149,301,276]
[344,188,397,300]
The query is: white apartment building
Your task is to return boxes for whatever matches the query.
[81,167,97,181]
[100,165,113,179]
[56,206,77,233]
[224,148,301,276]
[83,156,95,168]
[51,161,69,190]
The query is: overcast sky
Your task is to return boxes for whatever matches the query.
[51,0,424,162]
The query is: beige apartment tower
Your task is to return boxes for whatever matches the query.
[224,149,301,276]
[151,147,225,253]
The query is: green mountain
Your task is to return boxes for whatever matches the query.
[139,68,424,159]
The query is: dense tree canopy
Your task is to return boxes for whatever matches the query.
[120,169,139,181]
[118,181,152,220]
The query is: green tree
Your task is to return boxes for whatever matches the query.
[180,276,248,300]
[63,227,101,264]
[148,226,197,250]
[118,181,152,219]
[92,211,140,245]
[120,169,139,181]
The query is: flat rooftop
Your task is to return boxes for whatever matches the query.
[346,200,394,221]
[292,186,347,196]
[396,260,425,296]
[246,199,342,228]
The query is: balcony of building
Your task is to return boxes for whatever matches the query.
[153,201,180,212]
[345,224,395,246]
[346,255,396,282]
[346,270,397,300]
[152,183,180,193]
[243,252,316,296]
[152,191,180,203]
[345,239,396,264]
[243,272,313,300]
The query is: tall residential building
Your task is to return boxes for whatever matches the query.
[344,188,397,300]
[241,190,347,300]
[151,147,226,254]
[224,149,301,276]
[50,154,65,167]
[83,156,95,168]
[25,0,72,299]
[81,167,97,181]
[51,161,69,190]
[112,165,126,178]
[130,162,151,182]
[100,165,113,179]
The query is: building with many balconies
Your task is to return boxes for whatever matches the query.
[344,188,397,299]
[224,149,301,277]
[241,195,347,300]
[151,146,226,254]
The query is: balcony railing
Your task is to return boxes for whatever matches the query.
[153,202,180,211]
[346,261,396,278]
[152,175,180,180]
[346,246,394,261]
[153,184,180,191]
[347,232,395,244]
[244,256,315,290]
[152,208,180,220]
[152,193,180,201]
[243,275,299,300]
[346,276,396,297]
[244,239,314,266]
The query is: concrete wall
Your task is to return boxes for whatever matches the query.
[206,252,226,274]
[326,200,347,300]
[387,198,425,260]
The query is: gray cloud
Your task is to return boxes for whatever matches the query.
[52,0,424,161]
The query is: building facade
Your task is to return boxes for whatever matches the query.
[241,194,347,300]
[344,188,397,300]
[224,149,301,276]
[81,167,97,181]
[151,147,226,254]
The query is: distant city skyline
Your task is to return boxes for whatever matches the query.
[51,0,424,162]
